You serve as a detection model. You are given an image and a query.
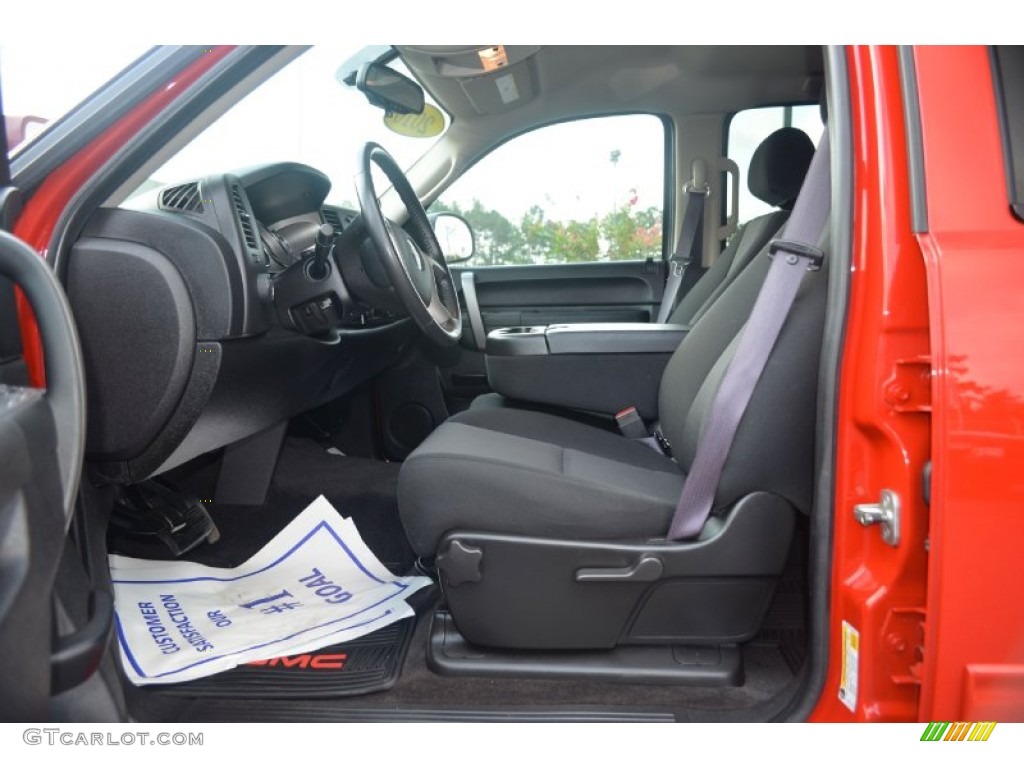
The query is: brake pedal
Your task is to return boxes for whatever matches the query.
[109,480,219,558]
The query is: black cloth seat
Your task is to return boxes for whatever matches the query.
[397,407,684,555]
[464,128,815,422]
[396,121,829,654]
[399,234,827,556]
[665,126,814,327]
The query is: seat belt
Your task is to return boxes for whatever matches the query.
[656,158,708,324]
[667,131,831,540]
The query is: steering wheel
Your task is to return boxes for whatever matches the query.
[355,142,462,346]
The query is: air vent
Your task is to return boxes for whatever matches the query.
[160,182,204,213]
[321,207,354,231]
[231,185,259,251]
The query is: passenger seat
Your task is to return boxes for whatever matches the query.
[470,126,815,416]
[664,126,815,326]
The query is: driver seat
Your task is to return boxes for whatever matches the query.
[397,150,829,653]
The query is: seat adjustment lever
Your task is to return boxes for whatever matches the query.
[575,555,663,583]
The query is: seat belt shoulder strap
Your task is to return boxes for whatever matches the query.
[657,159,708,324]
[667,131,831,540]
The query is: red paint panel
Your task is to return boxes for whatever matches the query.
[13,46,235,387]
[914,45,1024,721]
[961,665,1024,720]
[810,46,932,721]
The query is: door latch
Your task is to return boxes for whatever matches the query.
[854,489,901,546]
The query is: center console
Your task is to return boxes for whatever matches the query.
[485,323,689,418]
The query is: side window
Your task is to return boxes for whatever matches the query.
[727,104,823,220]
[433,114,665,266]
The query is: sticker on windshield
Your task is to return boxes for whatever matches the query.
[109,495,431,686]
[383,104,445,138]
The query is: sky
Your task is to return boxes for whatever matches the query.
[1,45,150,142]
[434,114,666,222]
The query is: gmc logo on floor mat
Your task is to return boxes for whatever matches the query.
[247,653,347,670]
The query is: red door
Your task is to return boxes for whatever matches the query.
[913,45,1024,721]
[814,44,1024,724]
[812,45,933,722]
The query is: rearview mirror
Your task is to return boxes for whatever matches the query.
[430,212,475,264]
[353,62,425,115]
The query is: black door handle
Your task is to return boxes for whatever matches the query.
[51,589,114,695]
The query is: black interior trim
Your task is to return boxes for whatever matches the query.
[990,46,1024,223]
[0,78,27,383]
[177,700,675,723]
[0,277,24,363]
[428,611,743,685]
[0,79,11,187]
[660,113,675,262]
[898,46,929,233]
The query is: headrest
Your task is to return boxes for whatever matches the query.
[747,127,815,210]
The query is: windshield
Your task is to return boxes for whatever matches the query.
[139,46,448,207]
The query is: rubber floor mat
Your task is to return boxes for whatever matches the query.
[158,617,415,699]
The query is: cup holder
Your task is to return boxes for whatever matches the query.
[493,325,547,336]
[486,325,550,356]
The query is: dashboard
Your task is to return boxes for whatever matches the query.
[65,162,414,484]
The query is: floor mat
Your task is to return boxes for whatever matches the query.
[156,617,415,699]
[754,519,808,673]
[154,438,415,574]
[128,608,795,723]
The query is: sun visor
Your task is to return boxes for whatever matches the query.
[401,45,541,78]
[458,59,537,115]
[398,45,540,115]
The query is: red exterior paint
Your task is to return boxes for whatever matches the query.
[812,44,1024,722]
[913,46,1024,720]
[13,46,235,387]
[810,46,932,722]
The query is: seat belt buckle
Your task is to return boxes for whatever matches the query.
[768,239,824,271]
[614,407,648,439]
[654,429,673,458]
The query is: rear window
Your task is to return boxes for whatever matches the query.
[727,104,823,220]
